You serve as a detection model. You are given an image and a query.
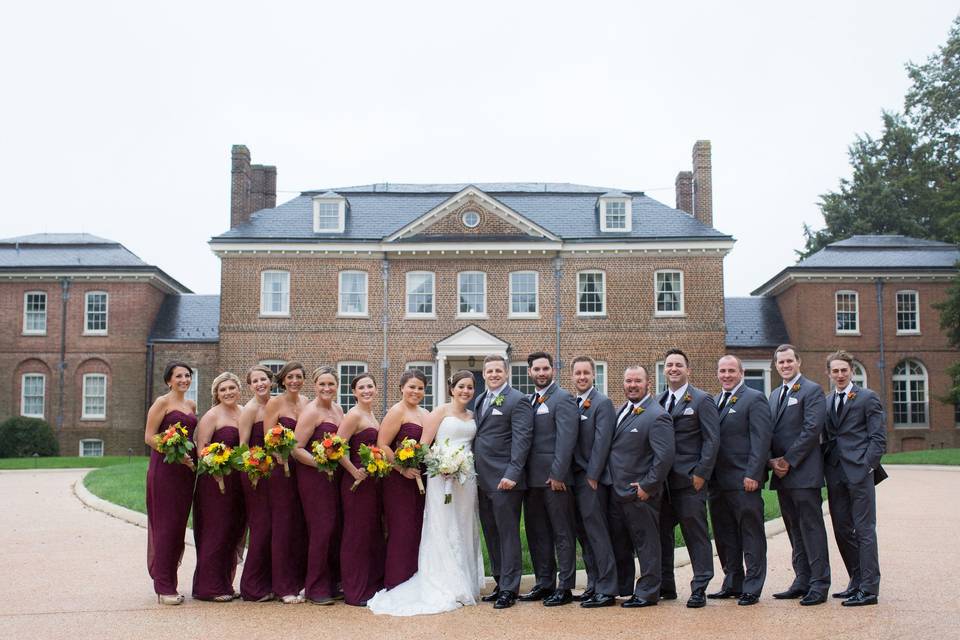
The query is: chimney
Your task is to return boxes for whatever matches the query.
[691,140,713,227]
[230,145,277,229]
[675,171,693,214]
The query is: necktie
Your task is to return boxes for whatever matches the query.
[778,385,788,408]
[717,391,731,411]
[835,391,845,415]
[531,392,540,407]
[577,396,584,407]
[617,402,631,425]
[667,394,676,413]
[481,393,492,415]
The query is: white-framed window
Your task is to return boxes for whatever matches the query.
[406,362,436,410]
[655,270,684,316]
[312,194,347,233]
[835,290,859,334]
[462,210,481,228]
[510,363,536,395]
[741,359,773,396]
[84,291,108,334]
[79,439,104,457]
[406,271,435,318]
[457,271,487,317]
[509,271,539,318]
[23,291,47,335]
[185,368,199,404]
[260,270,290,317]
[577,270,606,316]
[851,360,868,389]
[338,362,368,411]
[594,361,607,395]
[338,271,368,317]
[654,361,667,396]
[21,373,45,418]
[892,359,927,427]
[896,290,920,335]
[260,359,286,396]
[599,197,632,232]
[81,373,107,419]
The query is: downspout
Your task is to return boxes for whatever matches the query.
[381,256,390,415]
[145,342,155,454]
[875,278,888,428]
[553,256,563,369]
[57,278,70,436]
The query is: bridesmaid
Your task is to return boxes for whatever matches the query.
[192,372,247,601]
[378,369,429,588]
[144,361,197,605]
[237,365,274,602]
[338,372,386,606]
[291,366,345,605]
[262,361,310,604]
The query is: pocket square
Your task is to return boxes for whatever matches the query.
[683,407,695,416]
[536,404,550,415]
[580,415,588,421]
[728,408,737,414]
[630,427,638,433]
[491,408,503,416]
[787,397,799,406]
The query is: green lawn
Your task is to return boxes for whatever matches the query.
[0,455,144,470]
[882,448,960,465]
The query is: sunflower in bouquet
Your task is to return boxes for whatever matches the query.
[234,444,274,489]
[263,425,297,477]
[351,443,391,491]
[311,433,349,481]
[197,441,235,494]
[153,422,195,467]
[393,437,427,494]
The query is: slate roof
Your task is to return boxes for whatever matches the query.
[149,295,220,343]
[724,297,790,348]
[211,184,730,243]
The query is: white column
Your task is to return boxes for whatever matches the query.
[436,354,446,405]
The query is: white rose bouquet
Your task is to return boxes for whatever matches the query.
[424,438,475,504]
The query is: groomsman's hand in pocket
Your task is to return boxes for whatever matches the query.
[630,482,650,501]
[691,474,705,491]
[587,479,598,491]
[547,478,567,491]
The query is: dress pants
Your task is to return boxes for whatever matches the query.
[478,488,525,594]
[524,487,577,590]
[708,488,767,596]
[777,487,831,594]
[659,486,714,593]
[827,470,880,595]
[573,478,617,595]
[609,496,661,601]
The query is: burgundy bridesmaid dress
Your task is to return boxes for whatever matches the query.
[240,421,272,600]
[269,416,308,598]
[339,427,385,605]
[192,425,247,600]
[382,422,425,588]
[296,422,341,602]
[146,409,197,596]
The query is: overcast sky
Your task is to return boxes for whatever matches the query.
[2,1,956,296]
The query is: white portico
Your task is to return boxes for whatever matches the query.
[433,325,510,404]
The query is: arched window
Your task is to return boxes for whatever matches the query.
[892,360,927,427]
[851,360,867,389]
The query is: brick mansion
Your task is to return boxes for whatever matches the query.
[2,142,957,457]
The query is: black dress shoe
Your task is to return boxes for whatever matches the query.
[686,589,706,609]
[799,591,827,606]
[481,588,500,603]
[518,586,552,601]
[659,590,678,601]
[841,591,878,607]
[621,596,657,608]
[832,587,858,599]
[581,593,617,608]
[737,593,760,606]
[543,589,573,607]
[493,591,517,609]
[772,587,807,599]
[707,587,743,599]
[572,588,595,602]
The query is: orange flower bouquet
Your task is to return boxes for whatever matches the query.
[393,437,427,494]
[197,442,234,494]
[153,422,195,466]
[311,434,350,481]
[264,425,297,477]
[235,445,274,490]
[351,443,391,491]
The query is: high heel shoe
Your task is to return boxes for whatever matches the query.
[212,594,235,602]
[157,593,184,605]
[281,594,304,604]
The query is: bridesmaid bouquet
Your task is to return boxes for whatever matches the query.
[351,444,390,491]
[425,439,475,504]
[153,422,195,465]
[235,445,274,490]
[197,442,234,494]
[393,437,427,495]
[310,434,349,481]
[264,425,297,477]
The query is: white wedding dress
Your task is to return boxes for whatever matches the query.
[367,415,485,616]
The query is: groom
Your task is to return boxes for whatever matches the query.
[474,354,534,609]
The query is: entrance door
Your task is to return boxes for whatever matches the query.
[469,370,486,412]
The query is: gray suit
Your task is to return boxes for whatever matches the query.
[607,396,675,601]
[823,385,885,595]
[658,385,720,594]
[571,388,617,595]
[768,375,831,594]
[474,384,534,594]
[523,382,579,590]
[708,384,772,596]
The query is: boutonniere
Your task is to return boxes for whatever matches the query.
[791,383,801,393]
[632,405,644,415]
[582,398,591,409]
[730,396,738,405]
[847,391,856,401]
[683,392,692,403]
[538,394,549,404]
[492,395,504,407]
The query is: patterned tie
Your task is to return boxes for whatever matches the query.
[717,391,731,412]
[531,392,539,407]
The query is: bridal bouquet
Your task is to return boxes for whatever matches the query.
[425,439,474,504]
[153,422,195,466]
[197,442,234,494]
[311,434,349,481]
[235,444,274,489]
[264,425,297,477]
[351,443,391,491]
[393,437,427,494]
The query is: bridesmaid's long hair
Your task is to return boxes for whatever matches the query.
[210,372,242,406]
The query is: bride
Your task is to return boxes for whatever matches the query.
[367,370,485,616]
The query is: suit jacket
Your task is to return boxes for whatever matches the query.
[822,385,886,485]
[525,382,579,487]
[606,395,675,501]
[571,388,616,486]
[473,385,534,493]
[658,385,720,490]
[767,375,826,490]
[710,385,773,491]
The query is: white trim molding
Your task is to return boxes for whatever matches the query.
[312,192,347,233]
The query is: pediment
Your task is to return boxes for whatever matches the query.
[385,186,559,242]
[434,324,510,356]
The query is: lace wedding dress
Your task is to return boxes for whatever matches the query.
[367,415,484,616]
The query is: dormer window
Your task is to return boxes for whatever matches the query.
[598,193,632,232]
[313,192,347,233]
